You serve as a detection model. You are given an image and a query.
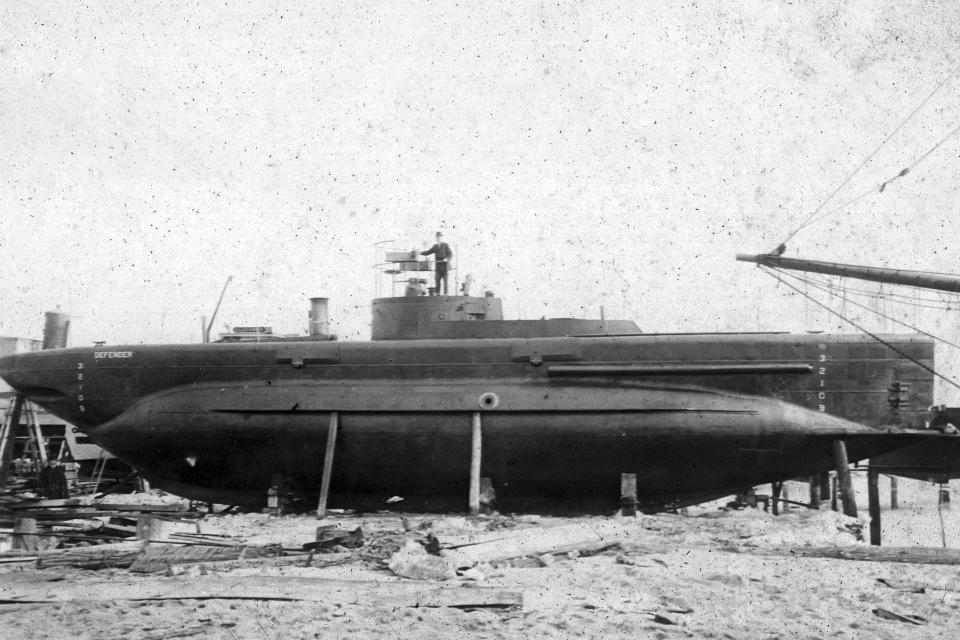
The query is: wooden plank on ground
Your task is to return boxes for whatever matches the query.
[0,575,523,609]
[129,543,283,573]
[36,540,146,569]
[442,521,626,567]
[736,545,960,565]
[93,503,185,512]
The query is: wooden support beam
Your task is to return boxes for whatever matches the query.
[469,412,482,516]
[832,440,858,518]
[940,485,951,510]
[12,517,39,552]
[890,476,898,510]
[479,477,495,514]
[771,481,783,516]
[316,411,339,519]
[818,471,830,500]
[809,475,821,509]
[831,473,838,512]
[868,467,881,546]
[0,394,26,490]
[620,473,637,517]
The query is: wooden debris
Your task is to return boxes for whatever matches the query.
[389,521,627,579]
[142,623,212,640]
[0,575,523,609]
[36,540,147,570]
[873,608,926,625]
[93,503,185,513]
[129,542,283,573]
[9,498,87,510]
[12,517,39,552]
[442,521,627,568]
[876,578,926,593]
[736,545,960,566]
[877,577,960,593]
[303,526,362,551]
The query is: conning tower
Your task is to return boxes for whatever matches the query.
[371,247,639,340]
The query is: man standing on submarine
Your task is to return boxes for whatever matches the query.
[420,232,453,295]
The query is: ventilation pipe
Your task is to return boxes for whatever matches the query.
[309,297,329,337]
[42,310,70,349]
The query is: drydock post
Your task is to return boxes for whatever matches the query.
[0,394,26,490]
[316,411,339,519]
[867,466,881,546]
[620,473,637,517]
[832,440,858,518]
[809,476,821,509]
[469,412,482,516]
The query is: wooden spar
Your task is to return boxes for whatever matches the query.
[316,411,338,519]
[890,476,899,510]
[868,467,881,546]
[833,440,859,518]
[469,412,482,516]
[736,253,960,293]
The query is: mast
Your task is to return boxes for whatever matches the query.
[736,253,960,294]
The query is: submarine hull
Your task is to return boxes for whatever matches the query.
[89,378,915,511]
[0,332,947,511]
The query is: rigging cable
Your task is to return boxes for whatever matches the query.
[800,272,960,311]
[773,268,960,353]
[797,121,960,233]
[780,62,960,245]
[761,268,960,393]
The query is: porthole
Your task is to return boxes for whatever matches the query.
[478,392,500,409]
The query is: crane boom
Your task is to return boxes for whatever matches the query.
[736,253,960,294]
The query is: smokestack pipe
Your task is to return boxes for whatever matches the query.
[309,298,329,337]
[42,310,70,350]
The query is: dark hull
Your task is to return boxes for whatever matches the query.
[90,379,922,511]
[0,332,948,511]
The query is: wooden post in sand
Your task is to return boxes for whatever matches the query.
[12,517,39,552]
[832,440,858,518]
[890,476,898,510]
[819,472,830,501]
[809,476,821,509]
[316,411,339,519]
[620,473,637,517]
[867,466,881,546]
[469,412,482,516]
[831,474,838,512]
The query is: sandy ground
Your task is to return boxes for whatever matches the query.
[1,477,958,639]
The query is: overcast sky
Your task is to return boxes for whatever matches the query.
[2,1,959,394]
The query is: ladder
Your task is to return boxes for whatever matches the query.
[20,402,48,465]
[0,395,29,487]
[89,450,109,495]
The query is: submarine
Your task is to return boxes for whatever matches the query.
[0,252,952,512]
